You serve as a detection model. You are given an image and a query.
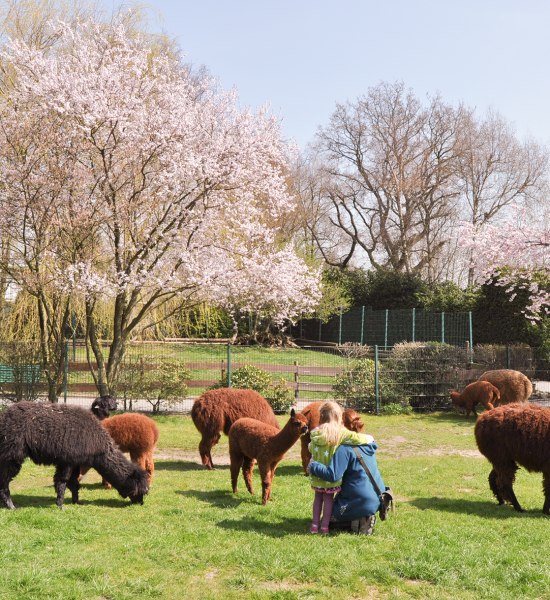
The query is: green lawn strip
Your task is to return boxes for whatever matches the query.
[0,414,549,599]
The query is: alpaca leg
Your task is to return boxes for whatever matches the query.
[542,471,550,515]
[301,438,311,476]
[496,464,523,512]
[143,452,155,485]
[241,457,255,495]
[488,469,505,505]
[0,460,21,509]
[230,453,243,494]
[200,433,220,470]
[54,465,73,509]
[66,467,82,505]
[260,464,273,505]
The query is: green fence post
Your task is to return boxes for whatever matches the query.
[71,313,77,361]
[63,341,69,404]
[374,345,380,415]
[226,343,232,387]
[411,307,416,342]
[338,307,343,345]
[506,345,511,369]
[468,311,473,357]
[360,306,365,346]
[318,318,322,342]
[441,312,445,344]
[384,310,389,350]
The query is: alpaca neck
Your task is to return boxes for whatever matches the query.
[92,446,133,491]
[270,420,301,454]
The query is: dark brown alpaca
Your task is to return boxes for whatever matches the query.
[229,409,308,505]
[191,388,279,469]
[299,401,364,474]
[449,381,500,417]
[475,403,550,514]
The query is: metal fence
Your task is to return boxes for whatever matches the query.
[0,341,547,414]
[293,307,473,348]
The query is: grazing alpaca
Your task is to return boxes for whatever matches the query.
[229,408,308,505]
[83,410,160,488]
[299,401,365,474]
[475,403,550,513]
[101,413,159,486]
[449,381,500,417]
[191,388,280,469]
[0,402,149,509]
[478,369,533,405]
[90,395,118,420]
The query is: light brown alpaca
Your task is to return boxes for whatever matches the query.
[299,401,365,474]
[450,381,501,418]
[229,409,308,505]
[101,413,159,486]
[478,369,533,405]
[82,413,159,487]
[191,388,279,470]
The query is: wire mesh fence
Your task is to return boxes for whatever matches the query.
[293,307,473,348]
[0,340,547,414]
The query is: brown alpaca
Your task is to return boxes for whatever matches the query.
[475,403,550,513]
[478,369,533,405]
[191,388,279,470]
[449,381,500,417]
[299,401,364,474]
[82,413,159,487]
[229,409,308,505]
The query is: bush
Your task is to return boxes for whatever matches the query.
[117,357,190,413]
[333,358,406,413]
[0,342,42,402]
[380,402,413,415]
[385,342,468,411]
[265,379,294,414]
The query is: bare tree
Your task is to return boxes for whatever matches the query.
[310,81,466,280]
[456,110,548,285]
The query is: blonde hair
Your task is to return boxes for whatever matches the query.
[318,401,343,448]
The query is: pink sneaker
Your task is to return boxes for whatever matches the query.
[310,524,319,534]
[320,527,330,535]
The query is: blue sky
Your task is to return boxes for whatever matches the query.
[111,1,550,150]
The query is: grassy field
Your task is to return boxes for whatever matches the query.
[1,412,549,600]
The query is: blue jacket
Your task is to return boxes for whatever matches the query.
[308,442,385,521]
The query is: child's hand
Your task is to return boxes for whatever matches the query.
[306,459,313,475]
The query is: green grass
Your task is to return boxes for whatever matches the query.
[1,413,549,599]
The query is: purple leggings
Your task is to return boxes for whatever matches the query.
[311,490,336,530]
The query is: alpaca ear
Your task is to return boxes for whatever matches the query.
[291,408,296,417]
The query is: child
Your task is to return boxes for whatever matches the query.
[308,401,373,534]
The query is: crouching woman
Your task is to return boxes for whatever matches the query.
[308,438,387,535]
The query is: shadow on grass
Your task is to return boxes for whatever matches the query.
[415,412,477,427]
[411,496,549,518]
[10,494,136,509]
[177,488,249,508]
[155,460,229,472]
[216,515,311,537]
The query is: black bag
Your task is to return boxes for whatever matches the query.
[353,448,395,520]
[378,487,394,521]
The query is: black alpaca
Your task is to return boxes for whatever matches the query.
[91,395,118,420]
[0,401,149,509]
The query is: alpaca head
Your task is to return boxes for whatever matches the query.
[343,408,364,432]
[449,391,462,407]
[290,408,309,436]
[118,465,149,505]
[91,395,118,420]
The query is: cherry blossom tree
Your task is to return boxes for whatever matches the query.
[0,17,321,397]
[461,208,550,320]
